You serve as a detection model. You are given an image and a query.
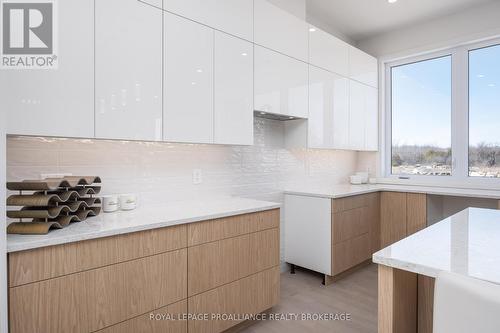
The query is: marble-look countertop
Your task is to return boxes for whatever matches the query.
[373,208,500,284]
[7,197,280,253]
[284,183,500,200]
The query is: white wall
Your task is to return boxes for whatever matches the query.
[357,0,500,59]
[1,108,7,332]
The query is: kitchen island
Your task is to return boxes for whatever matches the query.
[372,207,500,333]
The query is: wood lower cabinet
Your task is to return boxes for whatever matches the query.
[380,192,427,248]
[8,209,280,333]
[285,193,379,284]
[406,193,428,236]
[188,228,279,296]
[332,233,371,275]
[331,193,380,277]
[8,224,187,287]
[188,267,280,333]
[380,192,407,248]
[97,300,188,333]
[10,249,187,333]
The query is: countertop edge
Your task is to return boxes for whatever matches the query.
[284,188,380,199]
[284,185,500,200]
[7,203,281,253]
[372,254,440,278]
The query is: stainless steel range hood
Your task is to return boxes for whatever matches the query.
[253,110,305,121]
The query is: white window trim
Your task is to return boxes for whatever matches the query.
[379,36,500,190]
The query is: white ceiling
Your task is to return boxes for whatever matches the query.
[306,0,496,42]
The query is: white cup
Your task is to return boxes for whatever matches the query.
[102,195,119,213]
[119,194,137,211]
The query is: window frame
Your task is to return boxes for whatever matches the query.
[382,37,500,188]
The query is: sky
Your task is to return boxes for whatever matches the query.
[391,44,500,148]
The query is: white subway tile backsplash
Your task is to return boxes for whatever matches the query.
[6,117,362,210]
[7,118,376,264]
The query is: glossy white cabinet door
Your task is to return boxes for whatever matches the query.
[214,32,254,145]
[3,0,93,138]
[254,0,308,61]
[254,46,308,118]
[142,0,162,7]
[349,46,378,88]
[332,75,350,150]
[164,0,253,41]
[164,13,214,144]
[364,85,379,151]
[211,0,253,41]
[348,80,379,151]
[309,26,349,77]
[348,80,366,150]
[308,66,335,149]
[95,0,162,141]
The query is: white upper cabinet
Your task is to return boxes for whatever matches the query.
[349,80,366,150]
[164,13,214,144]
[254,0,308,62]
[308,66,335,149]
[163,0,253,41]
[308,26,349,77]
[254,46,308,119]
[142,0,162,7]
[307,65,350,150]
[214,32,254,145]
[95,0,162,141]
[364,86,379,151]
[4,0,93,138]
[348,80,378,151]
[349,46,378,88]
[332,75,350,150]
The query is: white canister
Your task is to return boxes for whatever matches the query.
[119,194,137,211]
[102,195,119,213]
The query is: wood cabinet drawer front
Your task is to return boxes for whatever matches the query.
[9,224,187,287]
[332,207,369,244]
[332,195,368,213]
[188,228,279,296]
[188,266,280,333]
[188,209,279,246]
[9,249,187,333]
[97,300,187,333]
[332,233,371,275]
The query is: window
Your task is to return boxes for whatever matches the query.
[391,56,452,176]
[385,38,500,185]
[469,44,500,178]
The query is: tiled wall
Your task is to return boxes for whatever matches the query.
[7,118,368,262]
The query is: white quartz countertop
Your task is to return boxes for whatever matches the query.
[284,184,500,200]
[7,197,280,253]
[373,208,500,284]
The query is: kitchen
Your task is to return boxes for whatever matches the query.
[1,0,500,332]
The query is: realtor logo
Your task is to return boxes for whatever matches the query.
[1,0,58,69]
